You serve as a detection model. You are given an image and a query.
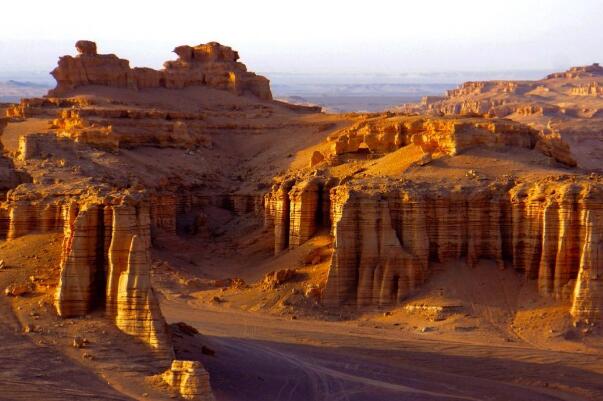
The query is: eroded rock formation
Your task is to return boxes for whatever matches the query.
[115,235,172,355]
[160,360,215,401]
[265,177,333,254]
[50,41,272,100]
[316,178,603,323]
[546,63,603,80]
[51,108,211,150]
[53,193,172,356]
[326,115,536,158]
[396,64,603,169]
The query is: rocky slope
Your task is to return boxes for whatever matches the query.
[397,63,603,170]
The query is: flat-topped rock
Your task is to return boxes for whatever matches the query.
[50,40,272,100]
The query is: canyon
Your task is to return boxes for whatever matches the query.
[2,40,603,401]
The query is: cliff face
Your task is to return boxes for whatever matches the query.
[50,40,272,100]
[265,173,603,322]
[265,177,332,255]
[322,188,425,307]
[318,179,603,323]
[115,235,172,355]
[327,115,536,158]
[53,194,172,356]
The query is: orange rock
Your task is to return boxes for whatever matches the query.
[310,150,325,167]
[318,178,603,321]
[262,269,296,289]
[160,360,215,401]
[49,41,272,100]
[4,282,32,297]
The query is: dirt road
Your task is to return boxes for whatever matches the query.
[162,300,603,401]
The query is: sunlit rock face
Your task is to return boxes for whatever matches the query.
[55,202,104,317]
[49,40,272,100]
[161,360,215,401]
[51,193,172,356]
[264,177,333,255]
[0,118,26,195]
[396,63,603,169]
[324,179,603,319]
[326,115,537,158]
[271,177,603,322]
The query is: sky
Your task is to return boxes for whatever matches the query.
[1,0,602,79]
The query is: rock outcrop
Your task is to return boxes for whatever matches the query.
[569,82,603,97]
[50,41,272,100]
[160,360,214,401]
[53,194,172,356]
[265,177,333,254]
[51,108,211,150]
[115,235,172,355]
[327,115,536,158]
[55,202,104,317]
[3,200,63,240]
[319,178,603,323]
[546,63,603,80]
[396,64,603,169]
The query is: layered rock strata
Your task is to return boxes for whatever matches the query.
[50,41,272,100]
[326,115,536,158]
[115,235,172,355]
[53,194,172,356]
[161,360,215,401]
[51,108,210,149]
[2,201,63,240]
[6,97,90,120]
[318,178,603,323]
[265,177,333,254]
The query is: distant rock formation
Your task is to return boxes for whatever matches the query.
[569,82,603,96]
[396,64,603,169]
[326,115,536,157]
[49,40,272,100]
[546,63,603,79]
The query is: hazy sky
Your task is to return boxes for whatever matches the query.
[1,0,602,77]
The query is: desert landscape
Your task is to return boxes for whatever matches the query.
[2,7,603,400]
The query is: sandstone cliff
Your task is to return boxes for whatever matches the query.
[265,177,332,255]
[316,178,603,323]
[53,193,172,356]
[50,41,272,100]
[115,235,172,355]
[264,170,603,323]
